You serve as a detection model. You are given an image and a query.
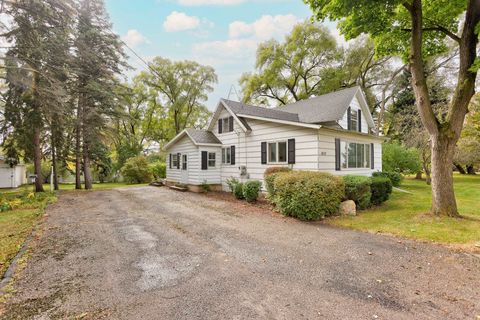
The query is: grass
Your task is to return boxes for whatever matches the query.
[0,182,147,194]
[0,181,146,277]
[0,192,56,277]
[328,174,480,246]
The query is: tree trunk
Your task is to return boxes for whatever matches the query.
[33,126,44,192]
[453,163,466,174]
[430,135,459,217]
[51,133,59,191]
[466,164,476,175]
[75,97,82,190]
[415,172,422,180]
[83,140,93,190]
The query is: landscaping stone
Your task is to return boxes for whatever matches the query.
[339,200,356,216]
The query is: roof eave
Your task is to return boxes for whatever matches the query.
[236,114,322,129]
[319,126,387,141]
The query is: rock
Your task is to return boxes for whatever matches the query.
[339,200,356,216]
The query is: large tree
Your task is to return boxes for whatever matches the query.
[306,0,480,217]
[140,57,216,137]
[240,22,343,106]
[73,0,126,189]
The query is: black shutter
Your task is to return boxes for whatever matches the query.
[229,116,234,132]
[288,139,295,164]
[261,142,267,164]
[335,138,341,171]
[347,107,351,130]
[370,143,374,169]
[358,109,362,132]
[218,119,222,134]
[169,153,172,169]
[230,146,236,165]
[201,151,208,170]
[177,153,180,169]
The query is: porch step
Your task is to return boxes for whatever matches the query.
[169,185,188,192]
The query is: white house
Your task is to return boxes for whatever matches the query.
[0,155,27,189]
[164,86,384,192]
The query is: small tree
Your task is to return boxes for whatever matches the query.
[121,156,153,184]
[382,142,422,175]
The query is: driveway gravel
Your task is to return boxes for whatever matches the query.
[0,186,479,319]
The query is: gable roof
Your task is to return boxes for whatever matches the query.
[221,99,300,123]
[277,86,360,124]
[164,128,221,150]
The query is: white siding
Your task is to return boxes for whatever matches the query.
[166,135,199,185]
[197,146,222,185]
[338,96,369,133]
[317,128,382,175]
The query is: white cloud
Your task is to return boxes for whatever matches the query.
[121,29,150,47]
[178,0,246,5]
[163,11,200,32]
[229,14,299,40]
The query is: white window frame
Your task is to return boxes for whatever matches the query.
[221,117,230,133]
[350,108,358,131]
[222,147,231,165]
[172,154,179,169]
[208,152,216,168]
[341,141,371,169]
[267,140,287,164]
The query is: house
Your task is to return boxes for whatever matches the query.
[164,86,384,192]
[0,155,27,189]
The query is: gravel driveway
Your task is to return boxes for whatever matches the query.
[1,186,479,319]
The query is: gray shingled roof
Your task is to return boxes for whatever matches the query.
[221,86,359,125]
[277,86,359,124]
[221,99,300,122]
[185,128,221,145]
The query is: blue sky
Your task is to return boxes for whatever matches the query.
[105,0,339,110]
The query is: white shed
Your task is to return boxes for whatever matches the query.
[0,156,27,189]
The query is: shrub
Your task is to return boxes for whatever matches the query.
[343,175,371,209]
[226,177,239,192]
[243,180,262,202]
[234,182,244,199]
[264,167,291,197]
[382,142,422,174]
[150,161,167,180]
[121,156,154,184]
[273,171,344,220]
[200,180,211,193]
[370,176,393,205]
[372,171,402,187]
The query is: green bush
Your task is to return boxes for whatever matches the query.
[372,171,402,187]
[200,180,211,193]
[382,142,422,174]
[121,156,153,184]
[264,167,291,197]
[150,161,167,180]
[273,171,344,220]
[343,175,372,209]
[243,180,262,202]
[234,182,244,199]
[370,176,393,205]
[226,177,239,192]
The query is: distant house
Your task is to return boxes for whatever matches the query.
[164,86,384,192]
[0,155,27,189]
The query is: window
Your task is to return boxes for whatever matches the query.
[172,154,179,168]
[222,147,231,164]
[341,142,370,169]
[208,152,216,167]
[222,117,230,133]
[350,108,358,131]
[182,154,187,170]
[268,141,287,163]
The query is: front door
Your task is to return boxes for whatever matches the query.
[181,154,188,184]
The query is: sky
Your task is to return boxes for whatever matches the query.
[105,0,341,110]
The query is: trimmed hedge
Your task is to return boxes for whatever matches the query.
[264,167,292,197]
[243,180,262,202]
[234,182,245,200]
[370,176,393,205]
[273,171,344,220]
[343,175,371,210]
[372,171,402,187]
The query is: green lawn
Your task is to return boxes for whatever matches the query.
[328,174,480,246]
[0,182,147,194]
[0,182,146,277]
